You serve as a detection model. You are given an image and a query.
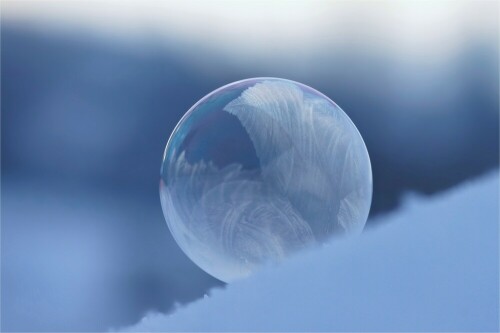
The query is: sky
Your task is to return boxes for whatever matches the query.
[2,1,497,59]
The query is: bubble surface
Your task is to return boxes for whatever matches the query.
[160,78,372,282]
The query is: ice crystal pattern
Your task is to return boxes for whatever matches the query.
[160,78,372,282]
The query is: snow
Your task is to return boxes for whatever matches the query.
[124,171,499,332]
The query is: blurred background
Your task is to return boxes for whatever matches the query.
[1,1,498,331]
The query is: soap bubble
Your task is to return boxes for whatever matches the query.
[160,78,372,282]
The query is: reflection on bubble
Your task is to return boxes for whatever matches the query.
[160,78,372,282]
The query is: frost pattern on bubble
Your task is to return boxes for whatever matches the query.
[162,150,315,282]
[160,78,372,282]
[224,81,369,236]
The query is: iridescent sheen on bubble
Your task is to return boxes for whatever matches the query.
[160,78,372,282]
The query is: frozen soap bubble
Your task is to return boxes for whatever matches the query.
[160,78,372,282]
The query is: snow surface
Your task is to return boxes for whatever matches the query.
[124,171,499,332]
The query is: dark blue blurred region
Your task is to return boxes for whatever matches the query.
[2,26,498,214]
[1,26,211,194]
[1,24,498,331]
[1,26,227,332]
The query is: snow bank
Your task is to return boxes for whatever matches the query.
[124,172,499,332]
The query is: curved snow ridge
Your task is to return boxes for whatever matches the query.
[126,171,499,332]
